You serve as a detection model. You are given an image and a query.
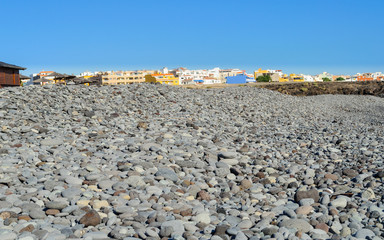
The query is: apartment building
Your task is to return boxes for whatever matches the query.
[177,69,209,84]
[226,74,256,84]
[303,75,314,82]
[356,72,384,81]
[279,74,289,82]
[289,74,304,82]
[102,70,155,85]
[145,73,179,85]
[315,72,333,81]
[254,68,282,82]
[203,77,221,84]
[78,71,103,79]
[372,72,383,80]
[220,69,245,82]
[38,71,54,77]
[174,67,222,84]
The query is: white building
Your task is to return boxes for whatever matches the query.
[203,77,221,84]
[303,75,314,82]
[162,67,169,74]
[173,67,246,84]
[372,72,383,79]
[78,71,103,77]
[207,67,221,79]
[315,72,333,82]
[267,69,284,77]
[79,71,94,77]
[175,67,224,84]
[344,76,354,82]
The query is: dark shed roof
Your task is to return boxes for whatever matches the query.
[33,78,53,83]
[0,61,26,70]
[49,72,66,78]
[50,72,75,79]
[19,74,30,79]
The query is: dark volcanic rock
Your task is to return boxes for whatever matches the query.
[295,189,320,203]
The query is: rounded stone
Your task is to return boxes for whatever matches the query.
[45,201,68,210]
[92,200,109,209]
[279,219,313,233]
[240,179,252,189]
[295,206,313,215]
[331,197,348,208]
[79,210,101,227]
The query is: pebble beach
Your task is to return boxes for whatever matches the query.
[0,84,384,240]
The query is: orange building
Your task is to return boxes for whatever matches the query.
[38,71,54,77]
[357,76,374,81]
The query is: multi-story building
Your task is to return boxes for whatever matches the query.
[173,67,222,84]
[219,69,245,82]
[161,67,169,74]
[254,68,282,82]
[78,71,103,79]
[145,73,179,85]
[303,75,314,82]
[203,77,221,84]
[102,70,155,85]
[207,67,221,79]
[38,71,54,77]
[289,74,304,82]
[31,71,56,85]
[357,75,374,81]
[177,69,209,84]
[226,74,256,84]
[344,76,355,81]
[316,72,333,81]
[372,72,383,80]
[359,72,384,81]
[279,74,289,82]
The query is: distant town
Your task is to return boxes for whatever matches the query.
[1,61,383,88]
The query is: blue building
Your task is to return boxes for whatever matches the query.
[193,79,204,84]
[226,75,255,84]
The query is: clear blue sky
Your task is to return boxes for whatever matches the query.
[2,0,384,75]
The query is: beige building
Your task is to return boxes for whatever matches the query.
[219,69,245,82]
[102,70,155,85]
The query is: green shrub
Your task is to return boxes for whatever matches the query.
[256,75,272,82]
[322,77,332,82]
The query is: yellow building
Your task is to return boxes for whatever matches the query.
[145,73,179,85]
[102,70,155,85]
[254,68,269,75]
[289,74,304,82]
[279,74,289,82]
[254,68,282,82]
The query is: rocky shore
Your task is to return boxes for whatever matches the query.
[256,81,384,97]
[0,84,383,240]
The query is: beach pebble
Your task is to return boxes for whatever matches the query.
[0,84,382,239]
